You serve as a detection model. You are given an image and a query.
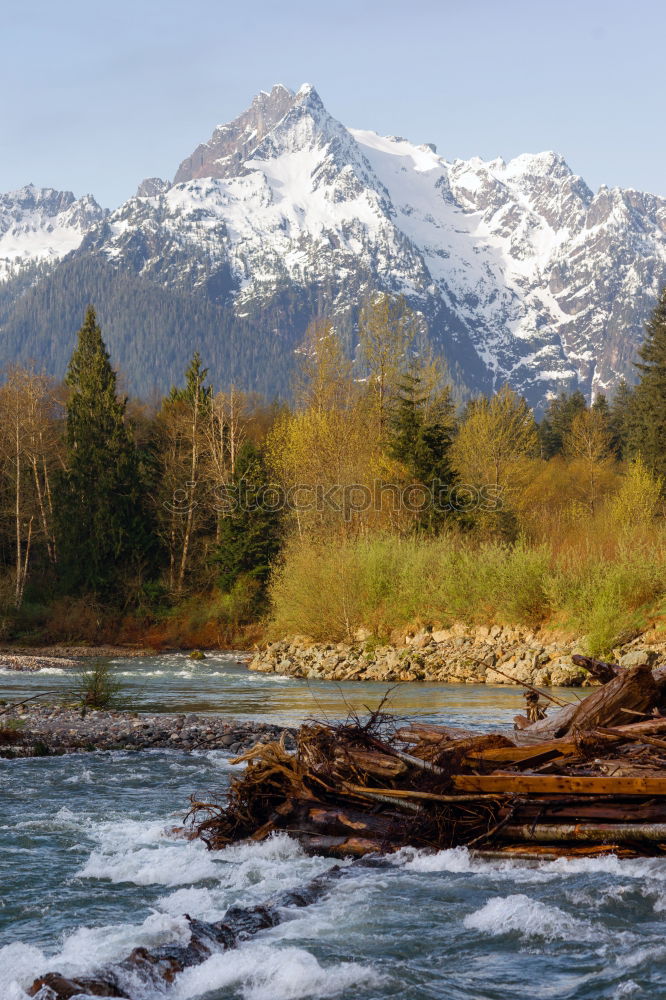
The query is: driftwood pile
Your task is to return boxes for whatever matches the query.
[189,656,666,858]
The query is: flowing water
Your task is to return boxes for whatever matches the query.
[1,653,665,1000]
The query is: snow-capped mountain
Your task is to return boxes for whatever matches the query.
[2,84,665,406]
[0,185,106,282]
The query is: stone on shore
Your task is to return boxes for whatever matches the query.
[0,705,294,759]
[249,627,666,688]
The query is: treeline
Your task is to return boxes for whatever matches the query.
[0,254,316,400]
[1,288,665,648]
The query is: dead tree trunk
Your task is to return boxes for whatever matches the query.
[571,654,620,684]
[566,664,658,735]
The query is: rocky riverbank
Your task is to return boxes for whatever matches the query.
[0,644,156,666]
[0,652,82,672]
[250,625,666,687]
[0,705,292,758]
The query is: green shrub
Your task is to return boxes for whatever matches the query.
[268,528,666,649]
[69,660,121,710]
[547,542,665,656]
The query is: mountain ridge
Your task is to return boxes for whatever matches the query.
[1,83,664,409]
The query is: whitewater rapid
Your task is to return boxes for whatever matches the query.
[2,657,666,999]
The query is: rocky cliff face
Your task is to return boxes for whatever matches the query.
[2,85,666,405]
[173,83,296,183]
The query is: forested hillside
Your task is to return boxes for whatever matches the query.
[1,291,665,654]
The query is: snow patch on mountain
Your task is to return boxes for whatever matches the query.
[4,85,666,408]
[0,185,106,282]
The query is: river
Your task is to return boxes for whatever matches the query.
[1,652,664,999]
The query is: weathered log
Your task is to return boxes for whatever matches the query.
[481,843,638,859]
[565,663,658,734]
[513,702,579,742]
[498,822,666,844]
[652,665,666,696]
[509,800,666,823]
[595,726,666,752]
[409,732,514,762]
[334,747,407,778]
[516,664,661,743]
[391,747,446,775]
[289,834,386,856]
[286,800,402,838]
[394,723,477,743]
[613,717,666,737]
[571,653,620,683]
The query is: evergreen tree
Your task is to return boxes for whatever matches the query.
[388,371,423,470]
[539,390,587,457]
[215,442,282,602]
[55,306,150,596]
[629,288,666,479]
[591,393,610,423]
[608,378,635,460]
[388,370,456,529]
[168,351,212,409]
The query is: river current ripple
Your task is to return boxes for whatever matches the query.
[1,653,664,1000]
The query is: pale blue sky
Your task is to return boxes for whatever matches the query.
[4,0,664,207]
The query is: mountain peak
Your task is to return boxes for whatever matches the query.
[136,177,171,198]
[174,84,298,184]
[504,150,572,180]
[0,184,106,281]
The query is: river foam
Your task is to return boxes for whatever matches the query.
[464,893,594,941]
[172,942,380,1000]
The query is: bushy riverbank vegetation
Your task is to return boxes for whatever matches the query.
[1,291,665,655]
[269,528,666,656]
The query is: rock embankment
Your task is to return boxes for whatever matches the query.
[250,626,666,687]
[0,705,292,758]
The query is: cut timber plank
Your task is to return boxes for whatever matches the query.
[451,774,666,795]
[466,742,577,764]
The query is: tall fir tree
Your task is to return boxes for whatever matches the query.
[388,370,456,530]
[55,306,150,596]
[629,288,666,479]
[215,442,282,604]
[538,390,588,458]
[607,378,635,460]
[168,351,213,409]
